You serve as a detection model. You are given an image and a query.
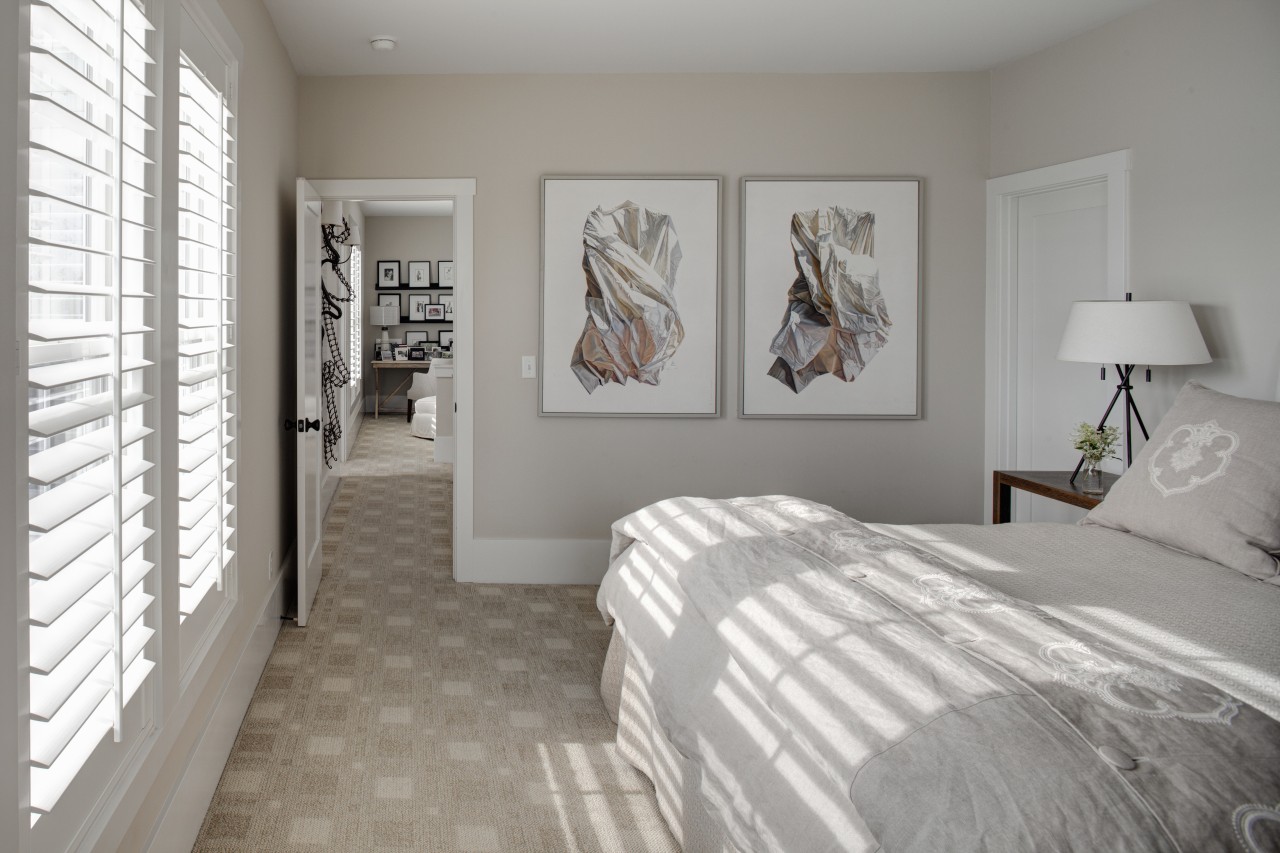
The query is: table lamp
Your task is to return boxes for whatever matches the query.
[1057,295,1210,482]
[368,305,400,359]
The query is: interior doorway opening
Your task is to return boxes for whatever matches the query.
[295,178,476,625]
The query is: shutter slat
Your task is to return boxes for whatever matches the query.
[29,355,151,389]
[29,459,151,532]
[29,389,150,437]
[179,524,216,560]
[179,473,214,501]
[179,571,216,616]
[178,498,215,531]
[29,321,152,342]
[180,549,216,587]
[28,491,150,580]
[29,541,152,626]
[177,444,215,473]
[178,364,219,386]
[30,601,152,723]
[28,423,151,485]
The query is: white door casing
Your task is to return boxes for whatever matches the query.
[296,179,324,625]
[984,151,1130,522]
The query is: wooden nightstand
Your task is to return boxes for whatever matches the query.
[992,469,1121,524]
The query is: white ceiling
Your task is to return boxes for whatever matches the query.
[358,199,454,218]
[264,0,1156,77]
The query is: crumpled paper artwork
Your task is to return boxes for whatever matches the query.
[768,207,891,393]
[571,201,684,393]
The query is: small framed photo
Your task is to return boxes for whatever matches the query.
[393,344,410,361]
[407,346,427,361]
[408,293,433,320]
[404,330,429,345]
[436,292,454,319]
[424,304,445,320]
[438,260,455,288]
[377,260,400,288]
[377,293,402,315]
[439,331,454,349]
[407,260,431,287]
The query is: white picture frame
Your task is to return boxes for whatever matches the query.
[540,176,722,417]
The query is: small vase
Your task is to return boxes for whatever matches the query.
[1080,459,1105,496]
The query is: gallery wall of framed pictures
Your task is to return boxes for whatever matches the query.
[368,256,456,352]
[538,174,922,419]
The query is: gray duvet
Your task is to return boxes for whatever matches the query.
[597,496,1280,853]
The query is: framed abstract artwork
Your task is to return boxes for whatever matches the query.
[540,176,722,417]
[740,177,921,418]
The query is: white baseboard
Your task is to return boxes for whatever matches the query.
[456,537,610,585]
[143,551,290,853]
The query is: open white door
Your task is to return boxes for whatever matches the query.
[296,179,324,625]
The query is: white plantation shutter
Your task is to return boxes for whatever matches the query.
[350,246,362,386]
[25,0,158,816]
[175,30,237,633]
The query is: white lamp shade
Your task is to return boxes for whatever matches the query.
[346,219,361,246]
[368,305,400,326]
[320,200,344,226]
[1057,300,1210,366]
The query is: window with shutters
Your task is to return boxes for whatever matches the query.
[25,0,159,821]
[175,24,238,659]
[19,0,242,841]
[350,245,362,387]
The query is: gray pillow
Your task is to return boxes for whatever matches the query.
[1083,381,1280,583]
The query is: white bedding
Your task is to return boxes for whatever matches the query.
[875,522,1280,721]
[599,497,1280,853]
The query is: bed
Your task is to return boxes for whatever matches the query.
[596,383,1280,853]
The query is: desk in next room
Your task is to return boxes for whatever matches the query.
[371,360,429,418]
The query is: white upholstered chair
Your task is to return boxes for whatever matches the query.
[407,371,438,438]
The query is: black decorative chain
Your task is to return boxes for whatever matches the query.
[320,220,354,468]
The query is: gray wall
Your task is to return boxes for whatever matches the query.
[299,73,991,538]
[361,214,454,411]
[989,0,1280,409]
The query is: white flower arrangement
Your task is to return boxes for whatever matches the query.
[1072,422,1121,463]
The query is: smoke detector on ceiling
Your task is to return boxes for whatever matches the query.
[369,36,397,52]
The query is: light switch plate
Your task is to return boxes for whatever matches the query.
[521,355,536,379]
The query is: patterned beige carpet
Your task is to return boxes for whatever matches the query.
[193,417,676,852]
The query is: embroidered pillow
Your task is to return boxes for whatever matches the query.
[1083,381,1280,583]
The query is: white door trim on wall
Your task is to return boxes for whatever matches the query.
[983,150,1131,521]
